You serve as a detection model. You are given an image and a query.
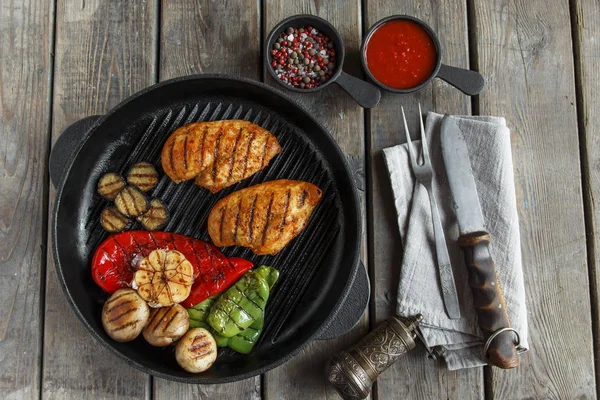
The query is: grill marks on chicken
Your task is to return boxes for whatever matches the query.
[208,180,322,255]
[161,120,282,193]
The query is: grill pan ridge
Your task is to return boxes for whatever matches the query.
[51,75,364,383]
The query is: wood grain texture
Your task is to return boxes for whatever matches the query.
[43,1,156,399]
[159,0,260,80]
[0,0,53,398]
[262,1,370,399]
[572,0,600,395]
[153,1,262,398]
[471,0,595,397]
[365,0,484,399]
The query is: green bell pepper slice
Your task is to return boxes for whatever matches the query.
[188,266,279,352]
[187,296,215,328]
[207,268,269,337]
[228,317,264,354]
[255,265,279,290]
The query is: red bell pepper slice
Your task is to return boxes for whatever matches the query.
[91,231,253,307]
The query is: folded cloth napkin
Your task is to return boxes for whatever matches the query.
[382,112,529,370]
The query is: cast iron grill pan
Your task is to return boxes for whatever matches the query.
[51,75,363,383]
[85,101,339,344]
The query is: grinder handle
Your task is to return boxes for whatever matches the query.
[458,231,520,369]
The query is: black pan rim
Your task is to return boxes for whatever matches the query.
[51,73,362,384]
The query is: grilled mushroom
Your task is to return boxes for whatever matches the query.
[97,173,126,200]
[136,199,169,231]
[133,249,194,307]
[127,162,159,192]
[100,206,130,233]
[114,186,150,217]
[102,289,150,342]
[142,304,189,346]
[175,328,218,373]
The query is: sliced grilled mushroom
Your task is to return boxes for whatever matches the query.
[175,328,218,373]
[102,289,150,342]
[136,199,169,231]
[114,186,149,217]
[100,206,131,233]
[97,173,126,200]
[142,303,190,346]
[127,162,159,192]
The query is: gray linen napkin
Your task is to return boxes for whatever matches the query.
[382,112,528,370]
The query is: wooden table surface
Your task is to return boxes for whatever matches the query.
[1,0,598,399]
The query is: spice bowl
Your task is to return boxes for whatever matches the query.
[361,15,485,95]
[265,14,381,108]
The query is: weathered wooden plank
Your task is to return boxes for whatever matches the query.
[43,1,156,399]
[572,0,600,395]
[159,0,260,80]
[262,2,369,399]
[0,0,53,398]
[471,0,595,397]
[153,0,261,397]
[365,0,484,399]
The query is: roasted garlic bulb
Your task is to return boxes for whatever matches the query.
[133,249,194,307]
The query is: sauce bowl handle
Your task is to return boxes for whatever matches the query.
[335,71,381,109]
[436,63,485,96]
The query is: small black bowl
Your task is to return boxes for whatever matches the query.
[265,14,381,108]
[361,15,485,95]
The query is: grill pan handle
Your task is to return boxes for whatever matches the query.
[315,261,370,340]
[49,115,102,188]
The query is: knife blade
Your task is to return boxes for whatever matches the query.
[441,116,520,369]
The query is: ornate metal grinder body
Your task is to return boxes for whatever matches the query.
[325,315,423,400]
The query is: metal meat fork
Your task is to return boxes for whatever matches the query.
[401,104,461,319]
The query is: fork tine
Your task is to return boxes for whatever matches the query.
[418,103,429,164]
[401,107,416,165]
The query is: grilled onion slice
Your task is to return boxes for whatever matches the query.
[102,289,150,342]
[137,199,169,231]
[134,249,194,307]
[97,173,126,200]
[100,206,130,233]
[175,328,217,373]
[127,162,159,192]
[114,186,149,217]
[143,304,190,346]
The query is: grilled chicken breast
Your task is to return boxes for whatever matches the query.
[208,180,322,255]
[161,120,282,193]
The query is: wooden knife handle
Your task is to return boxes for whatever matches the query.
[458,231,520,369]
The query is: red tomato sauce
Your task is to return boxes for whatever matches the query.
[365,20,438,89]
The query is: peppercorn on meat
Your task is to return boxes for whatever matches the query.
[208,179,322,255]
[161,120,282,193]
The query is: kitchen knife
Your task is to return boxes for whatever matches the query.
[440,116,520,369]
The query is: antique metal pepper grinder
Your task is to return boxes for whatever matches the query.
[325,314,438,400]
